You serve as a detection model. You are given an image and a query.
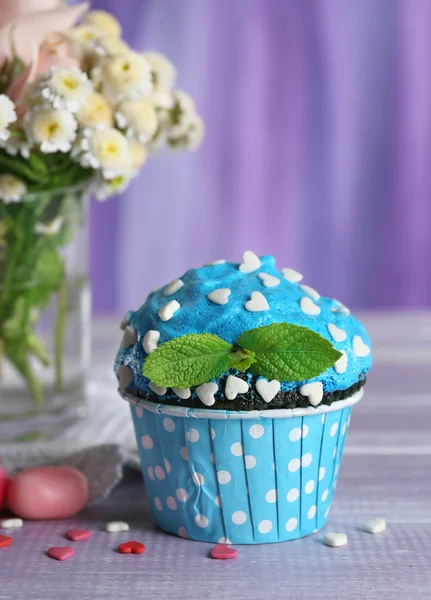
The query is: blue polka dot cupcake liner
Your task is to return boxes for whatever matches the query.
[127,389,363,544]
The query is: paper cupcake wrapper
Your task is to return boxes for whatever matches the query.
[128,390,362,544]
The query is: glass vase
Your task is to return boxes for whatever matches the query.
[0,182,91,442]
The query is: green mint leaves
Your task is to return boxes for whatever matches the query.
[143,323,343,388]
[239,323,342,382]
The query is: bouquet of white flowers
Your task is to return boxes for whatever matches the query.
[0,3,203,405]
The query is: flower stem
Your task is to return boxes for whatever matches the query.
[54,277,67,394]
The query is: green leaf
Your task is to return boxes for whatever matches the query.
[228,347,256,372]
[143,333,233,388]
[238,323,342,382]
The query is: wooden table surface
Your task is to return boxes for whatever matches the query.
[1,312,431,600]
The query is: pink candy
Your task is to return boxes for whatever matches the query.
[6,466,89,520]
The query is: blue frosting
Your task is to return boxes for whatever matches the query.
[114,254,372,397]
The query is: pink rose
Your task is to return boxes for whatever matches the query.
[0,1,89,66]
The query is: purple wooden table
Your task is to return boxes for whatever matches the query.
[1,313,431,600]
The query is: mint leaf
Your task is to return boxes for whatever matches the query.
[143,333,233,388]
[228,347,256,372]
[238,323,342,381]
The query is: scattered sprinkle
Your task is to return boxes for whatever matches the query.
[118,541,145,554]
[173,387,191,399]
[225,375,249,400]
[239,250,261,274]
[208,288,231,305]
[0,518,23,530]
[210,544,238,560]
[334,351,348,374]
[299,296,321,316]
[323,533,347,547]
[105,521,130,533]
[281,267,303,283]
[299,284,320,301]
[327,323,347,342]
[47,546,74,561]
[142,330,160,354]
[256,379,280,403]
[245,291,269,312]
[196,382,218,407]
[149,382,167,396]
[331,300,350,316]
[363,518,386,534]
[205,259,226,265]
[0,535,12,549]
[353,335,371,357]
[65,528,91,542]
[158,299,180,322]
[163,279,184,296]
[299,382,323,406]
[122,326,137,348]
[118,365,133,388]
[258,272,280,288]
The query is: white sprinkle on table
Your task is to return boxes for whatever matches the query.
[323,533,347,547]
[105,521,130,533]
[363,518,386,534]
[0,518,23,529]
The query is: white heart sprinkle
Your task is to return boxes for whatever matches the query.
[256,379,280,403]
[225,375,249,400]
[363,518,386,534]
[163,279,184,296]
[122,326,137,348]
[327,323,347,342]
[245,291,269,312]
[105,521,129,533]
[258,273,280,288]
[120,312,130,330]
[149,382,167,396]
[118,365,133,388]
[239,250,261,273]
[299,382,323,406]
[331,300,350,316]
[334,351,348,374]
[173,387,191,399]
[281,267,303,283]
[143,330,160,354]
[208,288,231,305]
[323,532,347,547]
[158,299,180,321]
[299,284,320,301]
[300,296,321,315]
[0,518,23,529]
[353,335,371,357]
[196,382,218,406]
[205,259,226,265]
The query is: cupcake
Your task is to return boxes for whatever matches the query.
[115,251,372,544]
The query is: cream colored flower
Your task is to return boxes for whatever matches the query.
[76,93,114,129]
[169,113,205,151]
[0,95,17,141]
[94,172,131,201]
[169,90,198,137]
[25,106,77,153]
[115,99,158,143]
[35,217,63,236]
[83,10,122,38]
[0,135,31,159]
[31,67,92,113]
[90,35,129,58]
[76,127,130,177]
[70,24,102,45]
[0,174,27,203]
[128,140,147,172]
[100,51,152,100]
[143,51,176,90]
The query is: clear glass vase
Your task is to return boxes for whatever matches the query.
[0,182,92,442]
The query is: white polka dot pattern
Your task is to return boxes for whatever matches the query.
[132,402,353,544]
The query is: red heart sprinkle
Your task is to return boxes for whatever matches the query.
[0,535,12,549]
[65,528,91,542]
[118,541,145,554]
[210,544,238,560]
[47,546,75,561]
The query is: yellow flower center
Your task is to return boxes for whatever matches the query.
[45,123,59,137]
[110,176,125,189]
[62,77,78,90]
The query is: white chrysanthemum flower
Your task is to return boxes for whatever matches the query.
[143,52,176,90]
[169,112,205,151]
[115,99,158,143]
[25,106,77,153]
[100,51,152,101]
[0,174,27,203]
[31,68,92,113]
[35,216,63,236]
[128,140,147,172]
[83,10,122,38]
[70,24,102,45]
[0,95,17,141]
[74,127,130,177]
[88,35,129,58]
[76,92,114,129]
[0,134,31,159]
[169,90,197,137]
[94,172,131,201]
